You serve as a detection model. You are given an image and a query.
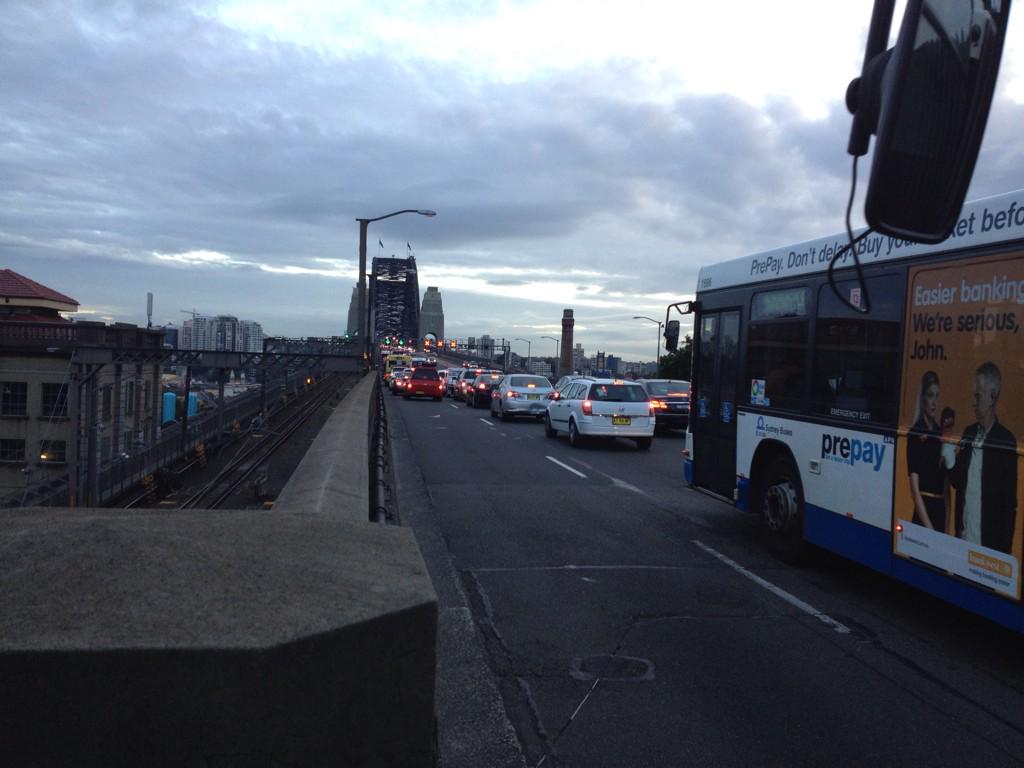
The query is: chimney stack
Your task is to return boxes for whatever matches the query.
[559,309,574,378]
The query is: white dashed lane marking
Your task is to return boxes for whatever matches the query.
[546,456,588,479]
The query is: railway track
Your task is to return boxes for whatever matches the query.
[123,375,348,510]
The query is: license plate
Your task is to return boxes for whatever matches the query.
[415,390,424,395]
[612,415,630,425]
[527,394,539,400]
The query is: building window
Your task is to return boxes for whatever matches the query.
[39,440,67,463]
[0,439,25,462]
[124,380,135,416]
[1,382,28,416]
[100,436,112,461]
[41,383,69,419]
[101,386,112,420]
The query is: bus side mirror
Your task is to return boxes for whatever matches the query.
[848,0,1010,244]
[664,320,680,352]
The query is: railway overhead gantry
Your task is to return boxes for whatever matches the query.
[2,334,364,509]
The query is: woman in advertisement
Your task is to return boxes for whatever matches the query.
[907,371,949,533]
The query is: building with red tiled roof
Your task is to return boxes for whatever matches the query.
[0,269,78,322]
[0,270,163,505]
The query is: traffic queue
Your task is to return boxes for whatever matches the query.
[383,356,690,450]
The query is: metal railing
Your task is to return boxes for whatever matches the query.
[369,377,397,524]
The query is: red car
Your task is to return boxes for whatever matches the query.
[403,368,445,400]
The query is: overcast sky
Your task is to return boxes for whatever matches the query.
[4,1,1024,362]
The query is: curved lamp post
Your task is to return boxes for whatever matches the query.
[633,315,664,377]
[514,337,532,372]
[356,209,436,360]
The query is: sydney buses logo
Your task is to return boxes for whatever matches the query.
[755,416,793,439]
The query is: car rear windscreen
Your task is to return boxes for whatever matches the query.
[510,376,550,388]
[645,381,690,396]
[588,384,648,402]
[412,370,439,380]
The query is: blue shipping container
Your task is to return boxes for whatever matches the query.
[162,392,176,424]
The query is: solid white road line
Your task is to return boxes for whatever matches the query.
[691,540,851,634]
[479,418,495,427]
[546,456,588,479]
[569,458,646,496]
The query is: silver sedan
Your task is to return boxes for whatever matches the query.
[490,374,554,421]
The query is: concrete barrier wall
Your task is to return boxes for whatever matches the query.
[0,372,438,767]
[272,372,375,521]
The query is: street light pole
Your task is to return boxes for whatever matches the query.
[356,209,436,362]
[541,335,560,377]
[633,316,664,377]
[514,337,532,372]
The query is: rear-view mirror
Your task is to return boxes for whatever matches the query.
[848,0,1010,243]
[664,320,680,352]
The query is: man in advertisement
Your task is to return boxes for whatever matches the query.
[944,362,1018,554]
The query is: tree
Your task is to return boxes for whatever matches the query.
[657,335,692,379]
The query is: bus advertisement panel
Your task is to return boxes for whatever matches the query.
[894,252,1024,600]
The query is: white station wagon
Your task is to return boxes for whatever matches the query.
[544,378,654,449]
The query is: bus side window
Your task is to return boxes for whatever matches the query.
[747,287,810,412]
[814,279,902,425]
[747,321,809,411]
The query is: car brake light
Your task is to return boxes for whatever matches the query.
[650,399,668,409]
[648,403,655,417]
[505,390,519,398]
[550,392,560,400]
[582,400,592,415]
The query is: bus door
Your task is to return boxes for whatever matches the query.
[692,309,741,499]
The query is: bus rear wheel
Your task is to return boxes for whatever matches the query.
[757,455,807,563]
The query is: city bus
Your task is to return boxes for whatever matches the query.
[684,188,1024,631]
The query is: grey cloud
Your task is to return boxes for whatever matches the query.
[3,0,1022,356]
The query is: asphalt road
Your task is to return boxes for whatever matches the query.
[388,389,1024,768]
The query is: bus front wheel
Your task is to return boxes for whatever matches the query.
[757,455,807,563]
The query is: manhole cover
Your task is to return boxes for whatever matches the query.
[570,655,654,681]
